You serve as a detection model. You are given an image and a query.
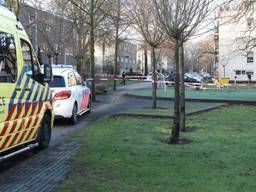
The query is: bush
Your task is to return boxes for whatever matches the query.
[96,83,108,95]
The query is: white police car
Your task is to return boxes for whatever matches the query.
[48,65,91,124]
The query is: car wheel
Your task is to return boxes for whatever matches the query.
[70,103,78,125]
[38,114,51,150]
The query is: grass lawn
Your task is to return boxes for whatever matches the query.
[97,80,142,90]
[132,87,256,101]
[121,102,223,116]
[58,105,256,192]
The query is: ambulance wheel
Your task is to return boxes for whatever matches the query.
[38,114,51,150]
[70,103,78,125]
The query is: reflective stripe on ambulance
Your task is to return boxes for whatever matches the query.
[0,68,51,151]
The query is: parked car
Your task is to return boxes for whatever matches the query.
[165,73,174,86]
[48,65,91,124]
[145,72,165,82]
[184,73,202,83]
[165,72,201,86]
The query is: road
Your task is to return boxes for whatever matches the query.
[0,82,171,192]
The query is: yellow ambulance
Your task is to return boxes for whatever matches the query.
[0,5,53,160]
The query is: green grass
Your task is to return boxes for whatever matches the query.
[97,80,141,90]
[58,105,256,192]
[121,102,222,116]
[132,87,256,101]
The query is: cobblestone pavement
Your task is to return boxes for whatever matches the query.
[0,143,80,192]
[0,82,160,192]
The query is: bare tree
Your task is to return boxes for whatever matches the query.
[4,0,25,16]
[54,0,90,74]
[68,0,108,102]
[107,0,130,90]
[128,0,163,109]
[185,38,215,73]
[154,0,212,143]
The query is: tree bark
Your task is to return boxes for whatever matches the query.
[15,1,21,17]
[55,54,58,65]
[113,36,119,90]
[151,46,157,109]
[113,0,121,91]
[170,40,180,144]
[90,0,96,101]
[180,43,186,132]
[144,48,148,76]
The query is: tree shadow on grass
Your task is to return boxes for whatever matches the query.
[159,138,192,145]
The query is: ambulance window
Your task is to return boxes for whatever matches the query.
[20,40,40,80]
[0,32,17,83]
[68,72,77,87]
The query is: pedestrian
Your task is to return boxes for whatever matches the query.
[234,75,237,88]
[247,72,252,87]
[121,71,126,86]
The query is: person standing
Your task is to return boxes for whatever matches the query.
[121,71,126,86]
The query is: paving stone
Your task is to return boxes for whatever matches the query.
[0,142,80,192]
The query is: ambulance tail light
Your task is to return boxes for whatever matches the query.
[53,91,71,101]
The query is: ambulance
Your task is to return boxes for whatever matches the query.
[0,5,53,160]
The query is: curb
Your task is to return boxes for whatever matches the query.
[125,93,256,105]
[112,114,173,119]
[112,104,227,120]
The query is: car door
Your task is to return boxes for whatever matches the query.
[74,72,87,113]
[14,39,49,147]
[0,31,19,151]
[67,71,79,110]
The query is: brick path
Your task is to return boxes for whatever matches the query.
[0,142,79,192]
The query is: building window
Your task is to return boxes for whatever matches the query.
[242,70,246,75]
[247,17,254,29]
[235,70,241,75]
[29,15,35,23]
[247,51,254,63]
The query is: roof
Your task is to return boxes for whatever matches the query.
[0,5,16,21]
[52,67,76,76]
[0,5,28,40]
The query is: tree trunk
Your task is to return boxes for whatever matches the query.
[48,55,51,65]
[113,35,119,90]
[170,40,180,144]
[180,43,186,132]
[90,1,96,102]
[151,46,157,109]
[15,1,21,17]
[113,0,121,91]
[55,54,58,65]
[144,48,148,76]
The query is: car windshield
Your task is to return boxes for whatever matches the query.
[48,76,66,88]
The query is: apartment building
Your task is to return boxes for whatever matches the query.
[95,40,137,75]
[19,4,75,65]
[215,1,256,82]
[137,42,174,75]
